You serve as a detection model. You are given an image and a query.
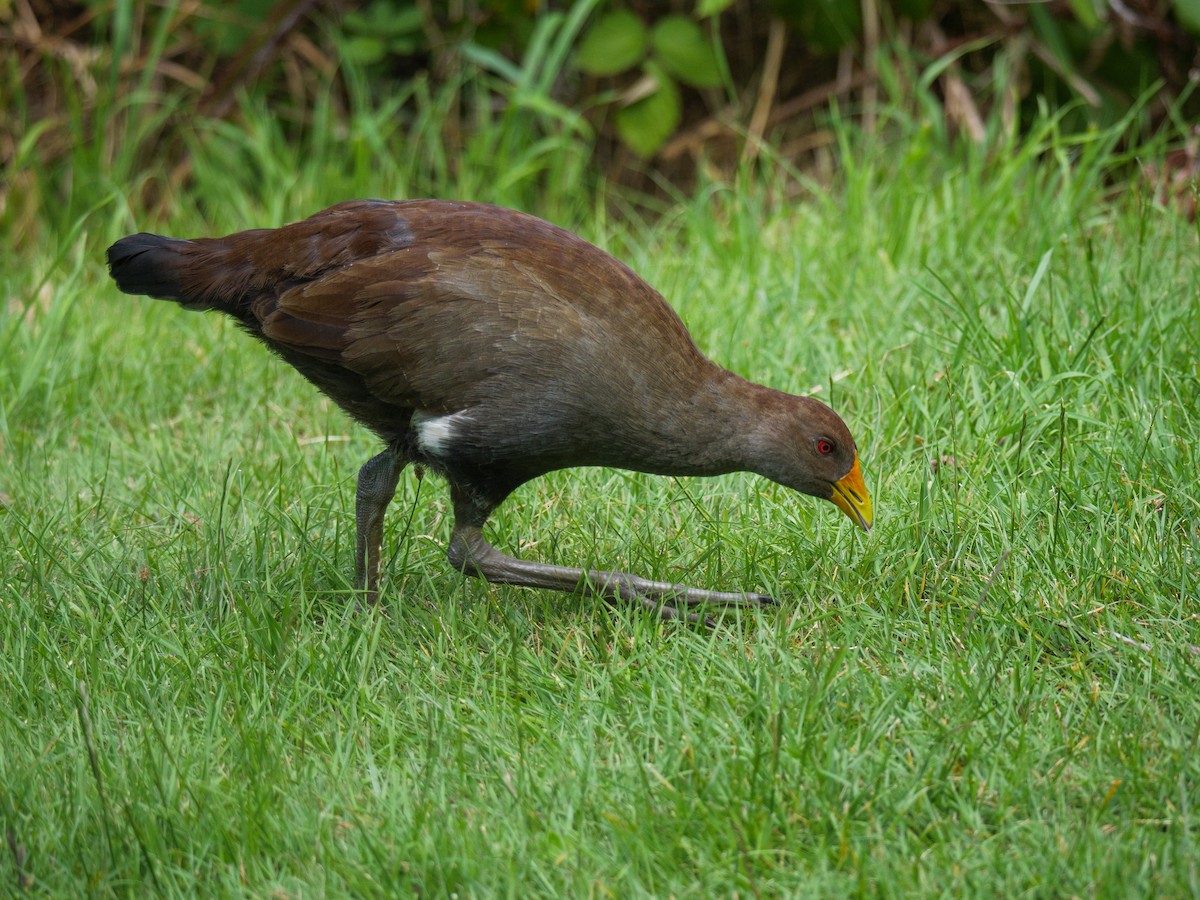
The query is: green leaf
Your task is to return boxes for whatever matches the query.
[769,0,861,53]
[342,35,387,65]
[1064,0,1101,28]
[1175,0,1200,32]
[1028,4,1072,69]
[576,10,648,77]
[343,2,424,38]
[696,0,736,16]
[651,15,723,88]
[614,66,681,157]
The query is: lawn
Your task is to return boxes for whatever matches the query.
[2,105,1198,895]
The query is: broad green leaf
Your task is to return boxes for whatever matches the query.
[696,0,736,15]
[614,67,681,157]
[1175,0,1200,32]
[651,15,723,88]
[343,2,423,38]
[342,35,387,65]
[1065,0,1101,28]
[576,10,648,77]
[769,0,861,53]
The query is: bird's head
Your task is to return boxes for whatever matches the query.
[755,394,873,531]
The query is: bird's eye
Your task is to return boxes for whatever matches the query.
[817,439,834,455]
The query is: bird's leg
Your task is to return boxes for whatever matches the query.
[353,450,405,603]
[446,523,776,622]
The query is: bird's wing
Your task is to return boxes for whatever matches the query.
[256,244,588,413]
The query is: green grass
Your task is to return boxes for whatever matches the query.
[3,100,1200,895]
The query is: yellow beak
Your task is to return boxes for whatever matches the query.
[830,455,873,530]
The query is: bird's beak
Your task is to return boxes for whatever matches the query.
[830,456,873,531]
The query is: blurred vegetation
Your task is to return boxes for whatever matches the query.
[2,0,1198,248]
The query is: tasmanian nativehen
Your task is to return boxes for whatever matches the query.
[107,200,872,619]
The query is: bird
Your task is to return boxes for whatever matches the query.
[106,199,872,620]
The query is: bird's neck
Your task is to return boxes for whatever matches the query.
[648,366,797,478]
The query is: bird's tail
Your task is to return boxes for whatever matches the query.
[108,201,409,317]
[106,233,197,301]
[106,232,256,316]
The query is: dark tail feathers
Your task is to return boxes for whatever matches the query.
[106,234,191,303]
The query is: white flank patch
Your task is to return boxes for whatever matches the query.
[411,410,470,458]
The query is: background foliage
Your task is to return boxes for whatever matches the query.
[3,0,1199,249]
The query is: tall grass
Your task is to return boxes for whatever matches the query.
[6,7,600,260]
[3,47,1199,897]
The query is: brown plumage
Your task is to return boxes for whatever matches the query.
[106,200,872,620]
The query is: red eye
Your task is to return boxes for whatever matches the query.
[817,439,834,455]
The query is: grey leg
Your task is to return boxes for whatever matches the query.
[447,524,776,623]
[353,451,405,603]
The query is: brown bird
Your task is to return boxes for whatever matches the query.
[107,200,872,620]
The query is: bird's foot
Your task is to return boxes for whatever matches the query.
[449,523,778,626]
[597,573,777,627]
